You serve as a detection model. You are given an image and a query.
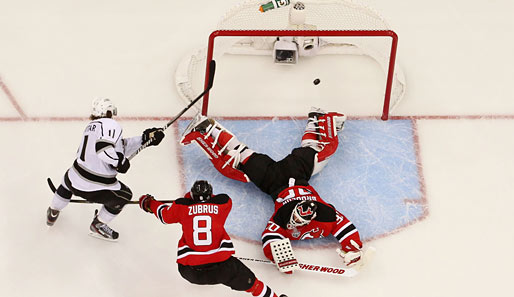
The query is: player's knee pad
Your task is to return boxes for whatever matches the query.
[301,107,346,165]
[56,184,72,200]
[181,114,252,183]
[106,186,132,213]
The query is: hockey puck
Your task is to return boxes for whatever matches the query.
[313,78,320,85]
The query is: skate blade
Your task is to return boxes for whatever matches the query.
[88,231,118,242]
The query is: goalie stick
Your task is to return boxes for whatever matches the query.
[46,177,174,204]
[236,256,359,277]
[128,59,216,160]
[236,246,376,278]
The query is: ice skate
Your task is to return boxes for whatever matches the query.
[89,210,119,241]
[46,207,60,226]
[180,112,216,145]
[307,106,347,135]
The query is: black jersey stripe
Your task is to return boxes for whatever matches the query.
[156,204,171,224]
[177,240,234,258]
[334,223,356,242]
[73,160,117,185]
[95,141,114,153]
[261,286,272,297]
[261,233,285,246]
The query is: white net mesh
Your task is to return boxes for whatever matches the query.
[175,0,406,118]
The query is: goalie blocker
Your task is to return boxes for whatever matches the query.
[270,238,299,273]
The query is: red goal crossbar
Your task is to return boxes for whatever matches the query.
[201,29,398,120]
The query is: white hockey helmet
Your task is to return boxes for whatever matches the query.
[91,97,117,117]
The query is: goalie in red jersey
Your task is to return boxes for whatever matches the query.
[139,180,287,297]
[180,107,365,273]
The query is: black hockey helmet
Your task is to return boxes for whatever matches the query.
[190,180,213,202]
[288,201,318,229]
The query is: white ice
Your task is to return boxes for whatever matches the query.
[1,1,513,297]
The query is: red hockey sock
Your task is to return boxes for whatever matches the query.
[246,279,278,297]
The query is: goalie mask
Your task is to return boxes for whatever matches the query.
[190,180,213,202]
[287,201,318,229]
[91,97,117,117]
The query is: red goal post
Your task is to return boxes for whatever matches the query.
[202,29,398,120]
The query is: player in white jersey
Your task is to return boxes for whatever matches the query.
[46,98,165,241]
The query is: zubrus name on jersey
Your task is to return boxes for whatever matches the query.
[188,204,219,215]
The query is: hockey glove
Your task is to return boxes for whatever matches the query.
[116,152,131,173]
[139,194,155,213]
[337,240,363,267]
[142,128,165,146]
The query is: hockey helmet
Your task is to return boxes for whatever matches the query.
[190,180,213,202]
[288,201,317,229]
[91,97,117,117]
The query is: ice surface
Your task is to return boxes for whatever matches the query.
[1,1,513,297]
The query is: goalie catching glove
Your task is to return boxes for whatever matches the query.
[142,128,165,146]
[337,240,363,267]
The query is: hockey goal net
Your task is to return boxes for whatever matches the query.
[175,0,405,120]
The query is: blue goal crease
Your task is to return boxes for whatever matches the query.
[177,118,425,247]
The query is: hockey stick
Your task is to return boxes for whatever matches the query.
[46,177,174,204]
[128,59,216,160]
[235,256,359,277]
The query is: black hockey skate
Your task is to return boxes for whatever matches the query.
[46,207,60,226]
[89,210,119,241]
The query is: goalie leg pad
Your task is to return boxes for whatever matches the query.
[270,238,299,273]
[181,114,251,183]
[301,107,347,163]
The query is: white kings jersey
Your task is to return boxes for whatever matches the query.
[66,118,142,192]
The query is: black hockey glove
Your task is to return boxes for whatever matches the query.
[139,194,155,213]
[116,152,131,173]
[142,128,165,146]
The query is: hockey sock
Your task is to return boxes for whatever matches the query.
[97,206,117,224]
[246,279,278,297]
[50,183,73,210]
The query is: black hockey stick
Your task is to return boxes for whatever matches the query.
[128,59,216,160]
[46,177,174,204]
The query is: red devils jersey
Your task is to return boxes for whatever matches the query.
[261,185,362,261]
[147,193,235,266]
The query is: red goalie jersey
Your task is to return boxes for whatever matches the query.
[146,193,235,266]
[261,185,362,261]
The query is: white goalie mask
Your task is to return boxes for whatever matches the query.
[91,97,117,117]
[287,201,318,229]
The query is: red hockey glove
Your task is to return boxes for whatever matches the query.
[139,194,155,213]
